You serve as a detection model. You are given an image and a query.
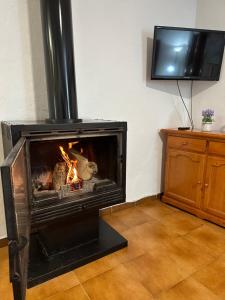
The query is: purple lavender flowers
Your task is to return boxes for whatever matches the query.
[202,109,214,123]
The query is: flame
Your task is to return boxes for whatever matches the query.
[68,141,79,149]
[59,146,80,186]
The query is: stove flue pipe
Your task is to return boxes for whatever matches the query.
[40,0,79,122]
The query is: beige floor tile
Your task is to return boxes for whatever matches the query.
[136,198,157,206]
[113,239,145,264]
[122,220,178,252]
[0,247,9,276]
[161,236,215,277]
[204,220,225,232]
[111,202,135,213]
[102,214,129,232]
[192,253,225,299]
[113,206,155,228]
[27,271,80,300]
[163,203,180,212]
[0,275,13,300]
[137,199,177,211]
[156,277,220,300]
[83,265,154,300]
[74,252,120,283]
[44,285,90,300]
[26,291,40,300]
[123,249,185,296]
[185,223,225,258]
[0,247,13,300]
[137,201,176,221]
[0,245,8,259]
[157,210,204,236]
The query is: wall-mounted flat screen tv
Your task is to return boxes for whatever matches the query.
[151,26,225,81]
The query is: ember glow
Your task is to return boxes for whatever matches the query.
[59,145,82,189]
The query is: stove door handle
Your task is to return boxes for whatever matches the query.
[8,237,28,282]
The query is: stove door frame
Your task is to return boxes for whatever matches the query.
[1,137,30,300]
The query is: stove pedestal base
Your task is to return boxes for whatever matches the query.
[28,218,128,287]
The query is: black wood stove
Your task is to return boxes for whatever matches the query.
[1,1,127,300]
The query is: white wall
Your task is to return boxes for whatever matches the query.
[0,0,48,238]
[192,0,225,129]
[0,0,197,237]
[72,0,197,200]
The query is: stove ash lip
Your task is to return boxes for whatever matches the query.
[40,0,80,123]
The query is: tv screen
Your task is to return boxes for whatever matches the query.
[151,26,225,81]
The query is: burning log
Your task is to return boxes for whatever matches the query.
[32,169,52,192]
[70,150,98,181]
[59,146,82,187]
[52,162,67,191]
[57,144,97,194]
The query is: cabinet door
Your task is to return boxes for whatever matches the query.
[1,137,30,300]
[165,149,205,208]
[203,156,225,219]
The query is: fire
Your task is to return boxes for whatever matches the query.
[68,141,79,149]
[59,145,82,189]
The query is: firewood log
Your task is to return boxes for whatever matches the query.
[52,162,67,190]
[70,150,98,181]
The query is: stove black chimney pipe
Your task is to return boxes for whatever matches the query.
[40,0,79,122]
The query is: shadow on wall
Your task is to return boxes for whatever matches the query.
[192,80,217,98]
[26,0,48,120]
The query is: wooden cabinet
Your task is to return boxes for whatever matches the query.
[165,149,205,209]
[167,136,206,153]
[203,156,225,220]
[161,129,225,227]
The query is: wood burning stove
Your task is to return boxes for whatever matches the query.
[1,1,128,299]
[1,120,127,300]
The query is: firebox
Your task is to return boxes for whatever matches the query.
[1,120,127,300]
[30,133,120,204]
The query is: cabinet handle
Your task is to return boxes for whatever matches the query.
[205,183,209,188]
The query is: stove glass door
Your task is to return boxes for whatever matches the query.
[1,137,30,300]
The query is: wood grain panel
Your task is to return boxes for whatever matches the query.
[208,141,225,156]
[165,149,205,208]
[203,156,225,219]
[167,136,206,153]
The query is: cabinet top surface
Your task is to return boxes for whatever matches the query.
[161,128,225,140]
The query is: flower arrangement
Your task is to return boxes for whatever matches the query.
[202,109,214,124]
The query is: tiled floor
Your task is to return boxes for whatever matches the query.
[1,199,225,299]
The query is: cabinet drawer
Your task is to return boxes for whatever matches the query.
[208,141,225,156]
[167,136,206,153]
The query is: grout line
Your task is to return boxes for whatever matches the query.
[153,247,219,299]
[80,283,91,300]
[180,223,205,238]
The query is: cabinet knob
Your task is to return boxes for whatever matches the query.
[182,142,188,145]
[205,183,209,188]
[197,181,201,184]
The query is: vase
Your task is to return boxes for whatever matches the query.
[202,122,213,132]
